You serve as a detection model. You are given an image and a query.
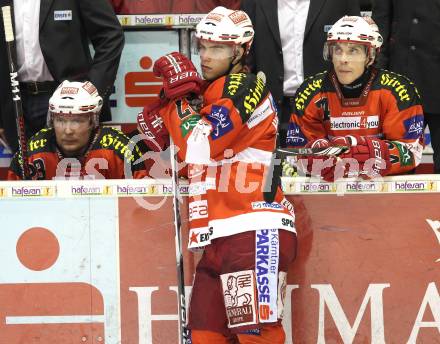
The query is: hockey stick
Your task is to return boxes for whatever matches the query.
[1,6,29,179]
[276,145,349,157]
[263,125,282,203]
[169,138,190,344]
[263,145,349,203]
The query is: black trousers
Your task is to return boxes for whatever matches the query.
[278,96,295,146]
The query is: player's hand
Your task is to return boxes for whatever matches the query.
[331,135,391,178]
[153,52,203,100]
[137,99,170,152]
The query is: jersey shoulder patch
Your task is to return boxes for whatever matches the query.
[374,69,421,110]
[294,71,327,116]
[221,72,269,123]
[96,127,143,163]
[27,128,55,155]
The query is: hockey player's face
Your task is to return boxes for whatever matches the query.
[332,42,368,85]
[54,114,94,157]
[198,40,235,80]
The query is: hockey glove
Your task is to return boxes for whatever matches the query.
[331,135,391,178]
[137,99,170,152]
[153,52,203,100]
[296,138,338,181]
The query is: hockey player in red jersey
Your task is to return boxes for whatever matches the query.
[137,6,296,344]
[286,16,424,181]
[8,80,146,180]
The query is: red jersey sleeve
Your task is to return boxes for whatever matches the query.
[379,71,424,174]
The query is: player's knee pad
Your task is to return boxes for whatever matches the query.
[191,329,235,344]
[236,324,285,344]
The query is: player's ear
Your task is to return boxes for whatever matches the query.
[232,45,245,64]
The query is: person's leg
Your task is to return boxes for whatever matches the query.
[189,230,297,344]
[220,230,297,344]
[188,244,234,343]
[279,96,294,145]
[425,113,440,173]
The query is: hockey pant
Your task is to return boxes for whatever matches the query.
[188,229,297,343]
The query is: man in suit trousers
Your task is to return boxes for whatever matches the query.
[373,0,440,173]
[240,0,360,142]
[0,0,124,153]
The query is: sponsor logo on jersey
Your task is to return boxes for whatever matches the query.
[206,105,233,140]
[100,133,141,162]
[225,73,245,96]
[180,115,201,137]
[295,78,323,111]
[221,270,257,327]
[200,227,213,243]
[246,97,273,129]
[330,115,379,130]
[243,75,266,117]
[392,181,436,192]
[286,122,307,146]
[29,138,48,152]
[251,201,283,210]
[380,73,411,102]
[403,115,424,140]
[255,229,279,323]
[280,198,295,218]
[188,200,208,221]
[281,218,294,228]
[341,111,366,116]
[188,226,213,248]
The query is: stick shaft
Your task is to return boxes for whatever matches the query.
[169,139,190,344]
[2,6,29,179]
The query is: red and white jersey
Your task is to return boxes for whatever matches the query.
[7,127,146,180]
[287,68,424,174]
[158,73,296,249]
